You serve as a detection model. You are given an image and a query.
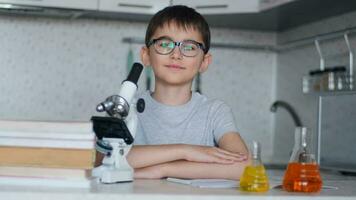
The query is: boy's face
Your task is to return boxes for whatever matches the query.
[141,22,211,88]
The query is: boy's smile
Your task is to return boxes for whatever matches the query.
[165,63,186,70]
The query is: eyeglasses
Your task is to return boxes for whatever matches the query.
[147,37,206,57]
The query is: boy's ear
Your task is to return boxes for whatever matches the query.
[140,46,151,66]
[199,53,212,73]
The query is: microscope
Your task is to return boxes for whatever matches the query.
[91,63,144,183]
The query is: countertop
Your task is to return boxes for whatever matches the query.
[1,170,356,200]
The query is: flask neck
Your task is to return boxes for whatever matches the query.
[251,141,263,166]
[294,127,309,150]
[290,127,313,163]
[252,156,263,166]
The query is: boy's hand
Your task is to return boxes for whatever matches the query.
[183,145,247,164]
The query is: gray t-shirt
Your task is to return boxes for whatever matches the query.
[134,91,238,147]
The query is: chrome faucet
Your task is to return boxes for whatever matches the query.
[270,101,302,127]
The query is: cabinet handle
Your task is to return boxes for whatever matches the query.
[118,3,152,9]
[195,4,228,9]
[20,0,43,2]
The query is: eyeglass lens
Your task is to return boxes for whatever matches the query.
[153,38,201,57]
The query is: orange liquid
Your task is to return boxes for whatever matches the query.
[282,162,322,193]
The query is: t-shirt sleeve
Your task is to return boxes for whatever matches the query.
[212,101,238,144]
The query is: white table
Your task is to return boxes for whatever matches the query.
[1,170,356,200]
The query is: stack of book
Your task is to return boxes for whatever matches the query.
[0,119,96,188]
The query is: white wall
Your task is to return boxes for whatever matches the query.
[0,15,277,162]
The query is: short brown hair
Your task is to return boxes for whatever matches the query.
[145,5,210,54]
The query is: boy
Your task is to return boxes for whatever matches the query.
[118,5,249,180]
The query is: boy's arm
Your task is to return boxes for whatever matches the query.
[127,144,246,169]
[134,159,251,180]
[218,132,249,154]
[133,133,250,180]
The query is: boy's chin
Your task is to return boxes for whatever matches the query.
[157,77,193,87]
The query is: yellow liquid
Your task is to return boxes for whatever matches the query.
[240,165,269,192]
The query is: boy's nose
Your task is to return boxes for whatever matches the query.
[169,46,183,59]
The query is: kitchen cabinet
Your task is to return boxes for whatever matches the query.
[0,0,355,32]
[172,0,260,14]
[98,0,169,14]
[0,0,98,10]
[98,0,267,15]
[259,0,296,10]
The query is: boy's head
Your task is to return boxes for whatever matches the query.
[145,5,210,54]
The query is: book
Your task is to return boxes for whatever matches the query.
[0,166,91,179]
[0,119,93,134]
[0,120,95,149]
[0,175,93,188]
[0,133,94,149]
[0,119,96,169]
[0,146,95,169]
[0,162,94,189]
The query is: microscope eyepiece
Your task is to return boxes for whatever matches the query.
[126,62,143,85]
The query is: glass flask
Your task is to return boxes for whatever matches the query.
[240,141,269,192]
[282,127,323,193]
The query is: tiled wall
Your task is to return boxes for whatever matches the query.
[0,15,277,161]
[274,11,356,164]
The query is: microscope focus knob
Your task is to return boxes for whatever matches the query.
[137,98,145,113]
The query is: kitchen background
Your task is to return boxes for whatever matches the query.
[0,0,355,166]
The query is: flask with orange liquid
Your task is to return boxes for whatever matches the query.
[240,141,269,192]
[282,127,322,193]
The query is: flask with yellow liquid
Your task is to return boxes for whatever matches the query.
[239,141,269,192]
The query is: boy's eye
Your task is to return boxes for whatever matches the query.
[159,40,174,49]
[182,43,197,51]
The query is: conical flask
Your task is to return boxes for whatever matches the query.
[282,127,322,192]
[240,141,269,192]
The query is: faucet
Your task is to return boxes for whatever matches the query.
[270,101,302,127]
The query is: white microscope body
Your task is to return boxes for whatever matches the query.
[91,63,144,183]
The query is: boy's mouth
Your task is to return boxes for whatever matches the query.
[166,64,185,70]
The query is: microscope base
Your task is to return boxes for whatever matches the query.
[92,165,133,183]
[101,169,133,183]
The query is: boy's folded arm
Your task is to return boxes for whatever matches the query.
[127,144,186,168]
[134,159,251,180]
[218,132,249,155]
[127,143,248,169]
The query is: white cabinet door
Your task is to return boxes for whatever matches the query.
[0,0,98,10]
[99,0,169,14]
[173,0,260,14]
[259,0,296,11]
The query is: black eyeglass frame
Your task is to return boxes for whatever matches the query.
[147,37,206,57]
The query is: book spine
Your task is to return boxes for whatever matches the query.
[0,130,95,140]
[0,176,91,188]
[0,120,93,133]
[0,137,94,149]
[0,166,91,179]
[0,146,95,169]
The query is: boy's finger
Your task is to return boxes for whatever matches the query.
[215,152,246,162]
[216,148,245,157]
[216,150,247,159]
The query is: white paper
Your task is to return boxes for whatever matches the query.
[166,178,238,188]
